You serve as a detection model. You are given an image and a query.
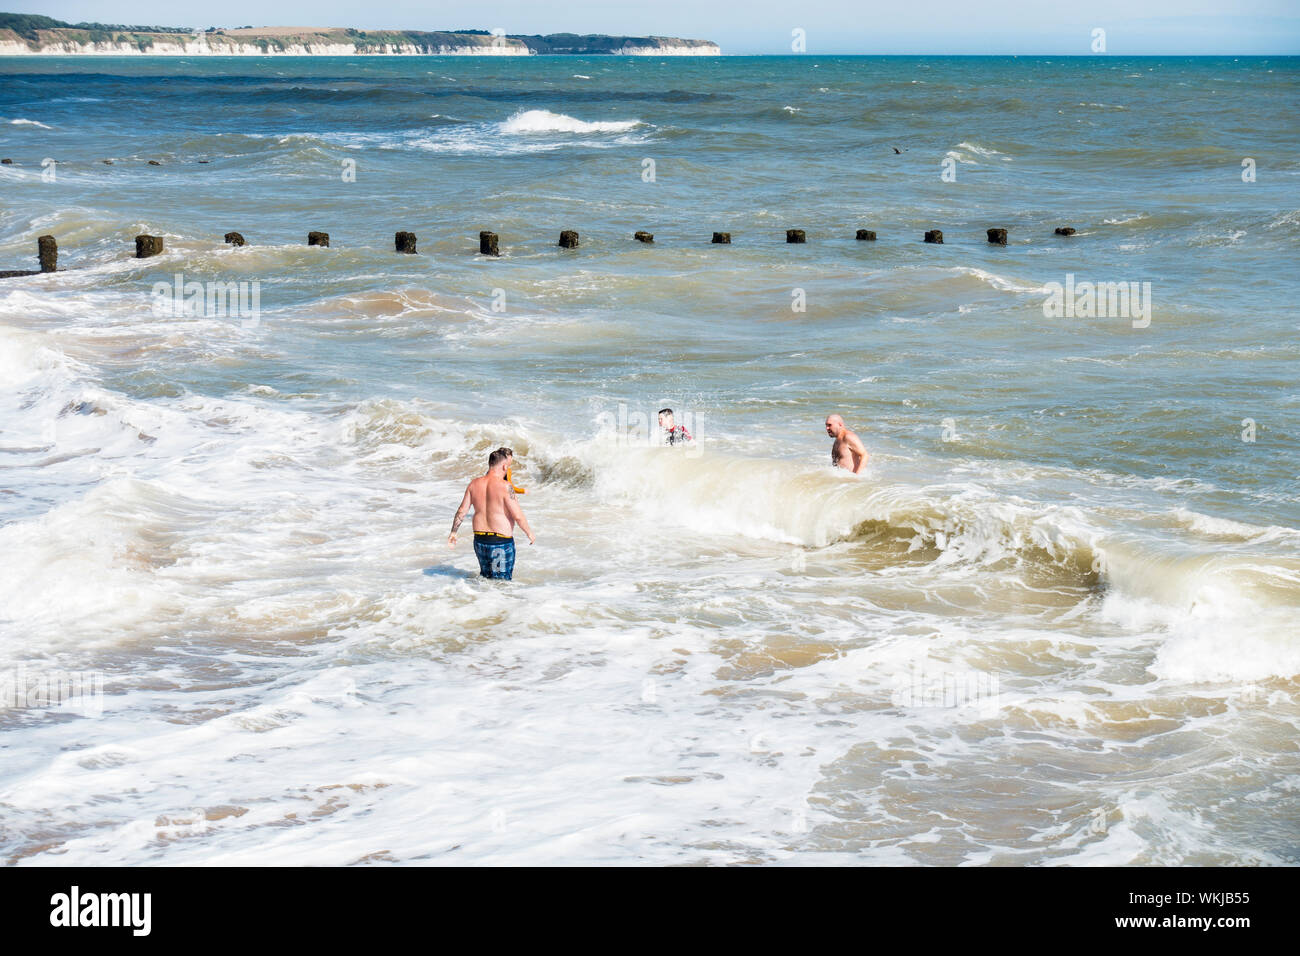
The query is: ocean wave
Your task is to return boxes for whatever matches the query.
[308,288,484,323]
[1265,210,1300,230]
[5,356,1297,683]
[246,85,438,106]
[7,118,52,129]
[943,266,1046,294]
[499,109,642,135]
[1148,605,1300,682]
[955,141,1013,161]
[277,398,1109,583]
[1167,508,1300,544]
[568,442,1300,676]
[404,115,652,155]
[586,445,1107,575]
[1087,145,1240,169]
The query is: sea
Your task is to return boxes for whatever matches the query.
[0,54,1297,865]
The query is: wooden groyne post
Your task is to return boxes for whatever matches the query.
[0,235,58,278]
[38,235,57,272]
[135,235,164,258]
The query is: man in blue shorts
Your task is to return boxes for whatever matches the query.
[448,447,535,580]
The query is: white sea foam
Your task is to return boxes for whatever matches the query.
[398,110,650,155]
[945,266,1048,294]
[1,363,1294,865]
[500,109,641,135]
[1265,210,1300,230]
[955,141,1013,161]
[1169,508,1300,543]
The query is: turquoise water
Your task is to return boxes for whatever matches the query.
[0,55,1297,865]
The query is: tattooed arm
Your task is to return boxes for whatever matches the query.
[448,485,472,547]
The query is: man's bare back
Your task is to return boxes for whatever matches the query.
[467,473,514,535]
[825,414,869,474]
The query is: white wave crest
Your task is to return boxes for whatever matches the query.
[956,141,1013,161]
[499,109,641,135]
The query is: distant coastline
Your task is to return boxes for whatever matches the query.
[0,15,721,56]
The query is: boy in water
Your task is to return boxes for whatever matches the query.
[658,408,693,446]
[449,448,535,580]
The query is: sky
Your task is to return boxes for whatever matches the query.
[7,0,1300,54]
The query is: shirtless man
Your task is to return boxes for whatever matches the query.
[449,447,535,580]
[825,414,869,473]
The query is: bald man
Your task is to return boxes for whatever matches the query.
[825,414,869,473]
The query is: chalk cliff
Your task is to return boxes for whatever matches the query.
[0,21,722,56]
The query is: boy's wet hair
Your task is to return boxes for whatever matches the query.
[658,408,673,417]
[497,446,513,459]
[488,449,509,468]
